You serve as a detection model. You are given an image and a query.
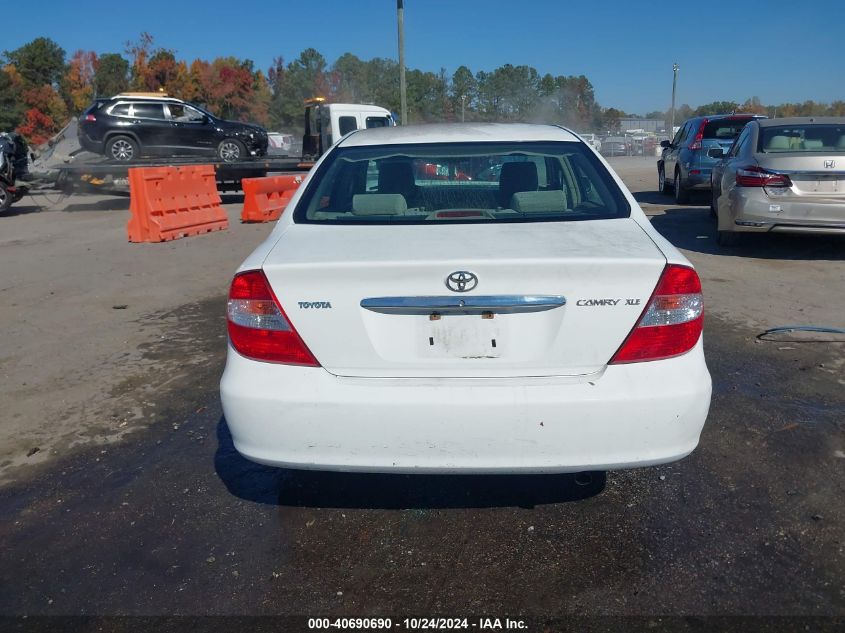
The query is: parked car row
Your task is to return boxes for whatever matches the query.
[594,134,662,157]
[658,114,845,244]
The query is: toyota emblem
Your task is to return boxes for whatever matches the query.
[445,271,478,293]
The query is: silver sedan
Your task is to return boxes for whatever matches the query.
[710,117,845,246]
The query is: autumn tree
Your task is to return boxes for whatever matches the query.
[125,32,164,91]
[3,38,67,144]
[62,50,98,114]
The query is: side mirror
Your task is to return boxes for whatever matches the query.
[707,147,725,159]
[202,115,210,124]
[660,140,671,148]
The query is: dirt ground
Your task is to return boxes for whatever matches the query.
[0,191,274,481]
[0,158,843,628]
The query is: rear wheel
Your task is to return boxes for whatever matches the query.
[106,135,138,162]
[658,164,671,194]
[0,182,11,213]
[217,139,245,163]
[674,169,690,204]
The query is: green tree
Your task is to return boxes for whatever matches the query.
[0,68,24,131]
[268,48,328,131]
[694,101,739,116]
[405,68,447,123]
[93,53,129,97]
[332,53,367,102]
[599,107,625,132]
[450,65,477,121]
[3,37,66,87]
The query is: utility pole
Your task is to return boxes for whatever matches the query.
[670,63,679,135]
[461,94,466,122]
[397,0,407,125]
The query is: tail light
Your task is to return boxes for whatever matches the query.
[735,166,791,188]
[610,265,703,364]
[83,114,96,122]
[688,119,707,150]
[226,270,319,366]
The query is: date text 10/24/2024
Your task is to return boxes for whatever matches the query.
[307,618,528,630]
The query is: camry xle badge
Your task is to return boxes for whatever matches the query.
[825,160,835,169]
[445,271,478,293]
[576,298,641,306]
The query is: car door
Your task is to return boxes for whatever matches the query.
[664,122,688,178]
[166,103,215,155]
[717,125,753,210]
[126,102,169,153]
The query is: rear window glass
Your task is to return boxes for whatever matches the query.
[294,142,630,225]
[702,119,754,140]
[109,104,131,116]
[759,124,845,153]
[366,116,391,129]
[339,116,358,136]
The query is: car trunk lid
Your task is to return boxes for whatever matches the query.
[261,218,667,378]
[756,153,845,199]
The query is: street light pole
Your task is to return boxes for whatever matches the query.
[397,0,408,125]
[670,63,679,136]
[461,94,466,122]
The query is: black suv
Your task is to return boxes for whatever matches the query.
[78,95,268,163]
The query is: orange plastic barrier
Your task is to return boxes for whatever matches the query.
[127,165,229,242]
[240,174,304,223]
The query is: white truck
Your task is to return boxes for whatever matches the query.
[302,98,394,160]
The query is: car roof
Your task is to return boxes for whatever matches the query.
[108,95,185,104]
[756,116,845,127]
[338,123,580,147]
[685,114,766,123]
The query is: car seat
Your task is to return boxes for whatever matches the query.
[765,135,791,151]
[378,161,418,205]
[498,162,538,207]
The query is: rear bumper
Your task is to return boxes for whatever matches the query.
[725,189,845,234]
[77,129,103,154]
[220,340,712,474]
[683,170,712,189]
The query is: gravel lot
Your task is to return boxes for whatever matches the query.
[0,158,843,628]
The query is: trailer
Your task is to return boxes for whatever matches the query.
[12,98,393,203]
[47,155,313,195]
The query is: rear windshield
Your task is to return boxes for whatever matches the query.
[702,118,754,140]
[294,141,630,225]
[759,124,845,153]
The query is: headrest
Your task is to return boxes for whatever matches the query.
[766,135,791,150]
[510,190,569,213]
[499,162,539,191]
[352,194,408,216]
[499,162,538,206]
[802,139,823,150]
[378,161,415,195]
[837,135,845,149]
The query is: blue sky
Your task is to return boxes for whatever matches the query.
[6,0,844,114]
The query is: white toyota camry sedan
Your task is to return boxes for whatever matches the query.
[220,123,712,474]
